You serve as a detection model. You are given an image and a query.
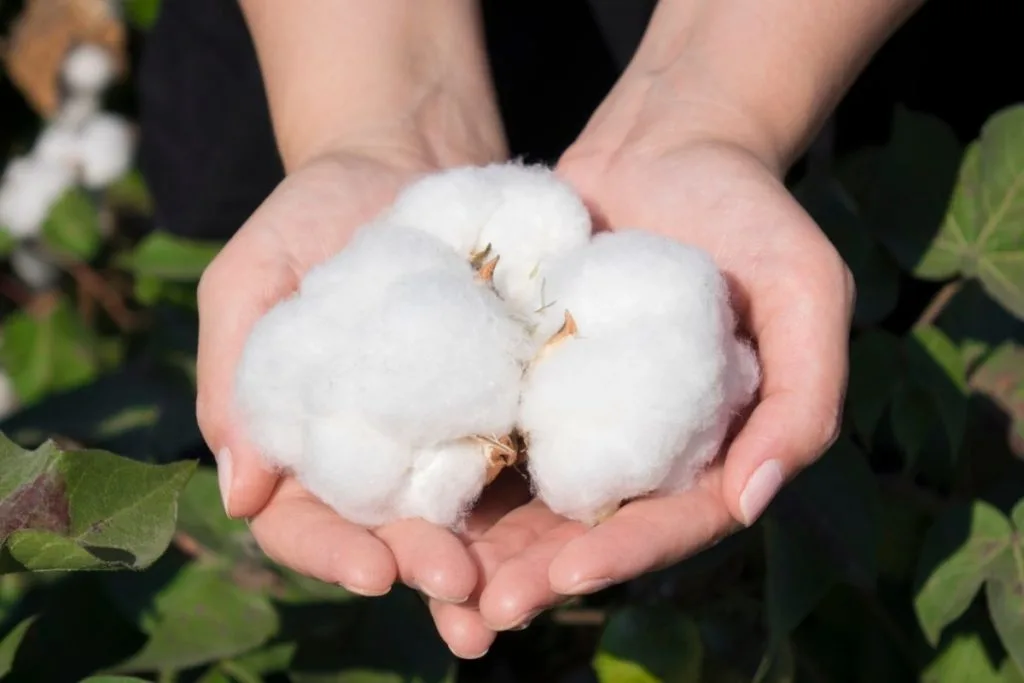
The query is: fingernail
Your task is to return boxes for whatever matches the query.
[739,459,784,525]
[419,585,469,605]
[216,447,233,516]
[508,609,542,631]
[564,577,613,596]
[450,645,489,660]
[345,583,392,597]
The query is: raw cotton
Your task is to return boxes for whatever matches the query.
[519,230,760,524]
[235,163,760,529]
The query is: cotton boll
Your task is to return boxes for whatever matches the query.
[62,44,116,94]
[34,122,82,168]
[397,441,489,527]
[532,229,730,341]
[77,114,133,188]
[0,157,75,238]
[11,247,60,290]
[56,93,101,128]
[298,417,416,527]
[300,221,470,306]
[521,324,725,524]
[475,163,592,313]
[235,294,337,470]
[311,268,530,447]
[386,166,503,256]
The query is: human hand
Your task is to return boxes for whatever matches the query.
[196,146,527,607]
[424,137,855,656]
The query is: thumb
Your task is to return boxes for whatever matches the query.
[196,237,296,518]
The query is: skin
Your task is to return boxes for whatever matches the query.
[197,0,926,659]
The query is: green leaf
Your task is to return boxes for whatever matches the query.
[0,616,36,677]
[924,106,1024,318]
[922,632,1005,683]
[593,606,703,683]
[987,538,1024,673]
[41,188,102,262]
[906,325,970,459]
[890,377,939,466]
[0,434,195,572]
[105,169,153,215]
[1001,659,1024,683]
[1,356,201,463]
[175,467,258,561]
[0,295,101,405]
[794,175,900,325]
[913,501,1013,645]
[81,678,151,683]
[763,439,882,637]
[0,229,17,259]
[114,562,278,672]
[285,588,454,683]
[971,343,1024,443]
[123,0,162,30]
[846,330,903,443]
[838,106,964,278]
[116,231,222,281]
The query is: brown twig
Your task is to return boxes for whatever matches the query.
[914,279,963,329]
[65,260,140,330]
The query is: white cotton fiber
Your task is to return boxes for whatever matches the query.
[309,268,529,447]
[385,163,593,315]
[520,230,760,524]
[0,157,75,238]
[298,417,417,527]
[62,44,116,95]
[77,114,133,188]
[11,246,60,290]
[397,442,490,527]
[300,221,470,304]
[531,229,728,341]
[34,123,82,168]
[475,163,592,314]
[234,295,336,470]
[235,205,532,529]
[56,93,101,128]
[386,166,503,256]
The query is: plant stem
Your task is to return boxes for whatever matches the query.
[914,279,963,329]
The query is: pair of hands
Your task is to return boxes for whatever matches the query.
[195,134,854,658]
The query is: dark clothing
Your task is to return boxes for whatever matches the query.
[137,0,655,241]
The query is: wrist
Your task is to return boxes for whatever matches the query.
[563,69,790,178]
[298,84,508,174]
[241,0,506,172]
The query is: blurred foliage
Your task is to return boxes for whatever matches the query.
[0,1,1023,682]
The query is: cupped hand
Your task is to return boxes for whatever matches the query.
[196,149,504,610]
[425,139,855,656]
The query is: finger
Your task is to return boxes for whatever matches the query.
[249,478,397,595]
[196,228,297,517]
[429,500,565,655]
[548,485,735,595]
[429,599,495,660]
[373,519,478,604]
[723,255,854,526]
[478,520,585,631]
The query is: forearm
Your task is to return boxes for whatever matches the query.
[239,0,505,171]
[574,0,926,173]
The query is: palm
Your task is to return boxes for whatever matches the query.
[424,142,854,656]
